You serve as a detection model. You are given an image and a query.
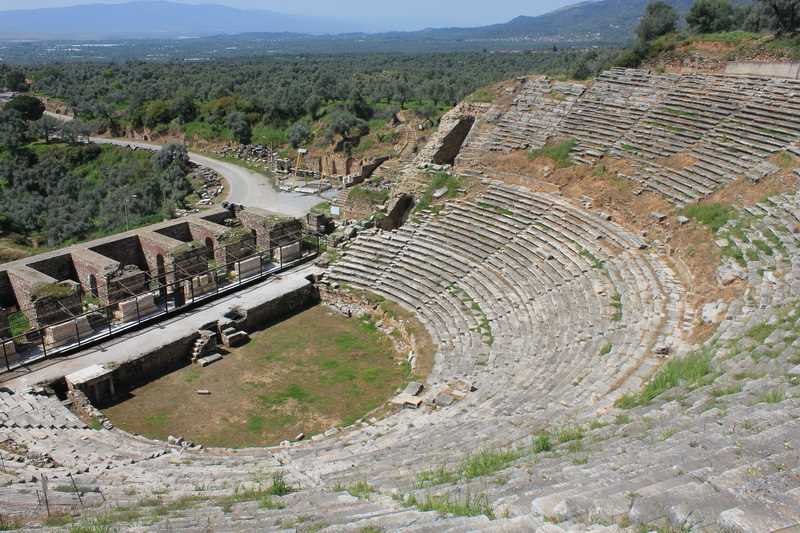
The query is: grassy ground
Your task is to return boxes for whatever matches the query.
[103,305,407,447]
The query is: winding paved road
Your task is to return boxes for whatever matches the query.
[45,112,328,217]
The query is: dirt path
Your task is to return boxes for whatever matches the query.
[44,111,328,217]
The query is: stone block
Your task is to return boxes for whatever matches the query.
[44,316,93,349]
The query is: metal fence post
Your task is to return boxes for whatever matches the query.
[135,296,141,325]
[74,320,81,348]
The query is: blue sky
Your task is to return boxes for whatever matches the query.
[0,0,581,29]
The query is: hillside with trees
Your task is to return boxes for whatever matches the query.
[0,100,193,261]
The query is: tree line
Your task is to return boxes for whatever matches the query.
[17,51,618,146]
[619,0,800,66]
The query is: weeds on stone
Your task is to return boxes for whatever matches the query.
[615,347,714,408]
[415,448,523,488]
[528,138,576,168]
[556,426,584,443]
[599,342,613,356]
[334,480,374,499]
[610,292,622,321]
[404,491,495,519]
[746,322,777,343]
[759,388,785,404]
[531,434,552,453]
[711,384,742,397]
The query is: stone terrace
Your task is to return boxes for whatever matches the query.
[456,68,800,205]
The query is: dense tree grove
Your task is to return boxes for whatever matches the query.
[0,135,192,247]
[686,0,737,33]
[23,52,619,142]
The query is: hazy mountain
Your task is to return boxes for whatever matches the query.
[0,1,364,39]
[391,0,697,43]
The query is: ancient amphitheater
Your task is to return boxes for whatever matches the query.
[2,67,800,532]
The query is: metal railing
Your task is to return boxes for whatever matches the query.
[0,234,324,375]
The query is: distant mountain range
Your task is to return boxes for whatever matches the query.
[0,1,365,39]
[0,0,706,51]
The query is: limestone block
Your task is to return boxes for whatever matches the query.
[115,294,158,322]
[237,256,262,278]
[44,316,92,348]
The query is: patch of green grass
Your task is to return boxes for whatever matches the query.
[721,244,746,267]
[416,448,522,487]
[616,348,714,408]
[405,492,494,519]
[414,172,465,213]
[349,186,390,206]
[415,465,458,488]
[682,203,734,233]
[465,88,495,104]
[144,413,168,428]
[532,434,552,453]
[336,480,374,499]
[610,292,622,322]
[746,322,777,343]
[528,138,576,168]
[752,239,773,257]
[693,31,760,44]
[615,414,631,425]
[461,449,523,479]
[68,522,117,533]
[258,384,316,407]
[599,342,613,356]
[7,311,30,337]
[556,426,584,443]
[711,384,742,397]
[759,388,785,404]
[765,230,787,255]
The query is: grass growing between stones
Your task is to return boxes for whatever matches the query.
[416,448,523,488]
[402,492,494,519]
[615,348,714,409]
[682,203,734,233]
[334,480,374,499]
[103,305,406,447]
[528,138,576,168]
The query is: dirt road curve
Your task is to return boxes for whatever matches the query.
[44,112,325,217]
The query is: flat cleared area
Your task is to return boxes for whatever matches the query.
[103,305,407,448]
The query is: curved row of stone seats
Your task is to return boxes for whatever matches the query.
[457,78,585,163]
[621,77,800,205]
[0,389,84,430]
[0,389,170,492]
[327,182,684,456]
[557,68,675,164]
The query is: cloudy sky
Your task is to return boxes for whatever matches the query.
[0,0,581,29]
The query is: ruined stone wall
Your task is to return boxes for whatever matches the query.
[28,254,78,283]
[90,237,149,272]
[33,291,82,329]
[217,235,257,265]
[6,268,54,322]
[107,269,149,304]
[172,247,208,279]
